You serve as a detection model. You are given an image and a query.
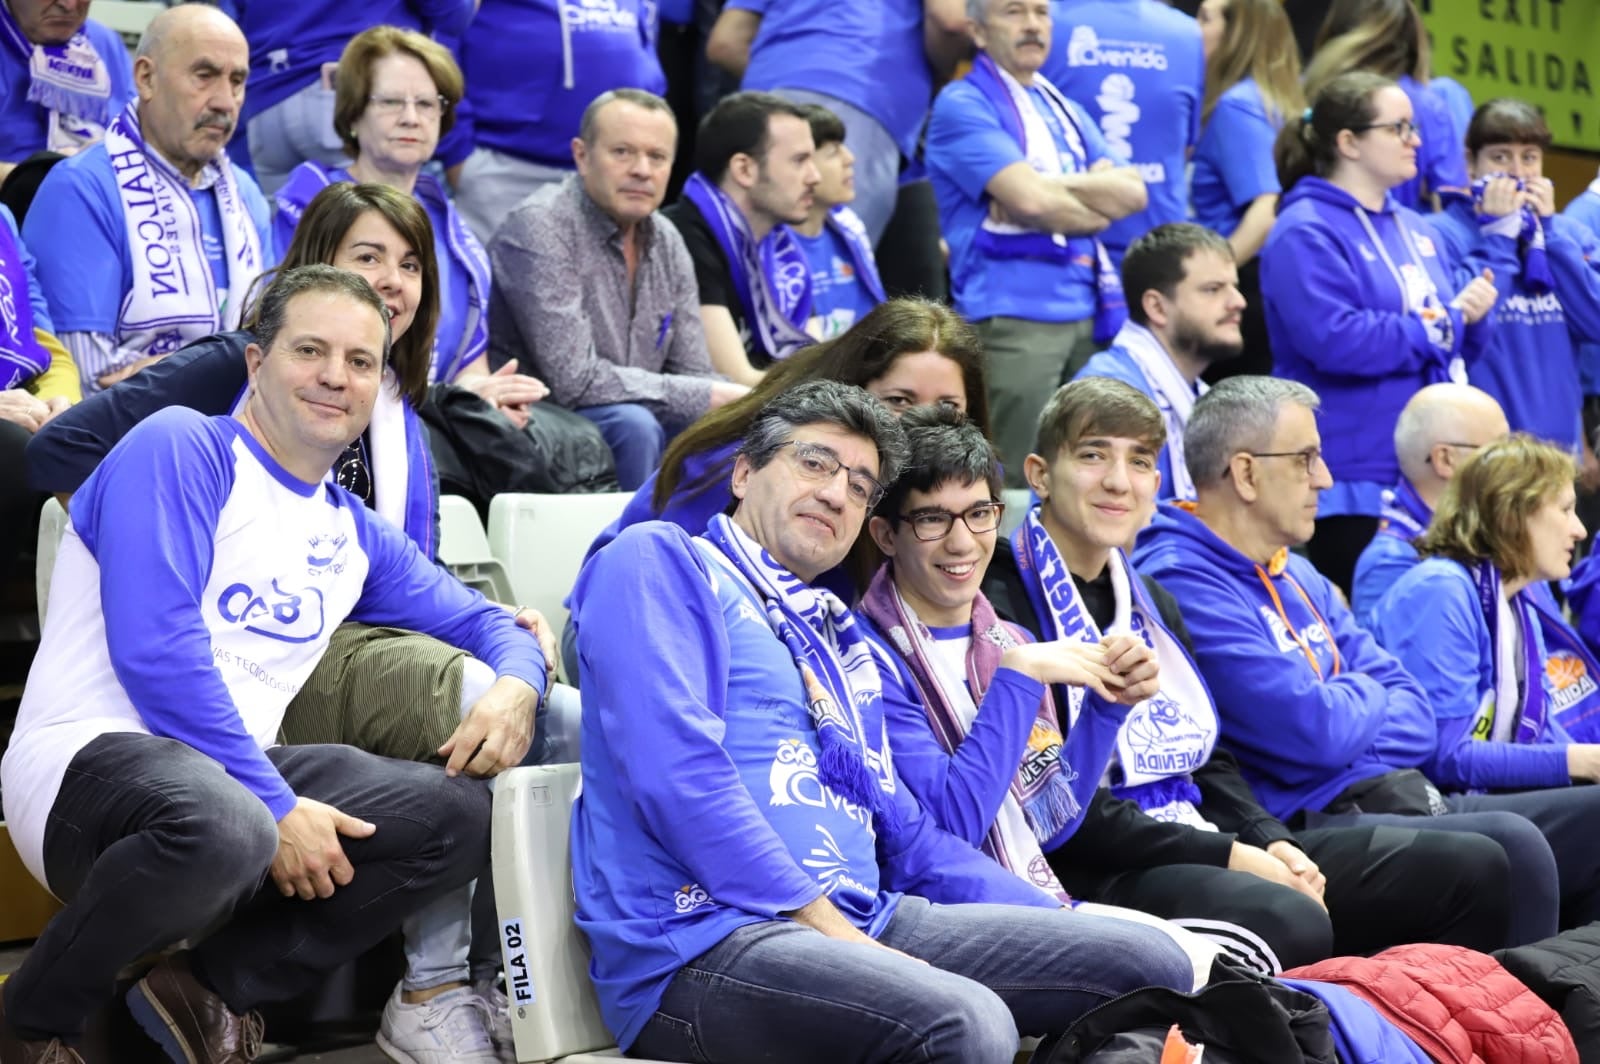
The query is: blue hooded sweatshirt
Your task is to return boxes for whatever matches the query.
[1259,177,1490,494]
[1132,503,1437,821]
[1563,184,1600,397]
[1430,196,1600,451]
[1371,557,1573,793]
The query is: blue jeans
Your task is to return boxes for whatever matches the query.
[577,402,667,491]
[2,733,491,1040]
[629,896,1196,1063]
[771,89,899,244]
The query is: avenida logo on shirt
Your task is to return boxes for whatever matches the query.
[1066,26,1168,70]
[561,0,640,31]
[1257,605,1328,656]
[768,738,871,828]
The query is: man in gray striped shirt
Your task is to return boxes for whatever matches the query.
[487,88,747,490]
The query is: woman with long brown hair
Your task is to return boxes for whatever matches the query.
[1191,0,1304,378]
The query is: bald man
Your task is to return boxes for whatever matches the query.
[1351,383,1511,627]
[22,3,269,396]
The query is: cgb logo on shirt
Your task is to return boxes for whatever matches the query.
[217,580,327,644]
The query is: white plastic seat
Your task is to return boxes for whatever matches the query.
[1000,488,1034,539]
[36,498,68,628]
[486,493,630,644]
[492,762,669,1063]
[438,495,514,602]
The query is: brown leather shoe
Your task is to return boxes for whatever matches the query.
[125,955,264,1063]
[0,993,84,1064]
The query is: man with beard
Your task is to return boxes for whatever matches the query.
[24,3,269,394]
[1074,224,1245,502]
[662,91,819,386]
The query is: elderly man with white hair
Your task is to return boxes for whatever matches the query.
[1350,382,1511,627]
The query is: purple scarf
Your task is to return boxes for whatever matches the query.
[0,219,47,390]
[961,52,1127,343]
[1377,478,1431,543]
[0,2,113,144]
[682,173,812,361]
[859,563,1077,896]
[1473,559,1600,744]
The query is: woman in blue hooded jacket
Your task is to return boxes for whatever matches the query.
[1259,71,1497,595]
[1373,435,1600,790]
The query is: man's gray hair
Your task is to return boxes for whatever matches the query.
[1185,376,1321,487]
[254,264,392,364]
[578,88,675,145]
[739,379,909,491]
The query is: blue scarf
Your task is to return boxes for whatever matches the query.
[682,173,812,362]
[1465,176,1554,292]
[702,514,899,831]
[275,164,490,383]
[820,206,885,304]
[1011,510,1219,822]
[961,52,1127,343]
[0,2,113,149]
[0,220,47,390]
[1377,478,1432,543]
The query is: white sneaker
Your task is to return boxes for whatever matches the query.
[376,984,502,1064]
[472,980,516,1064]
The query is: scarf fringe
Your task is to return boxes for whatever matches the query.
[27,80,109,124]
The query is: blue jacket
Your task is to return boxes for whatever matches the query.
[1132,503,1437,820]
[861,614,1117,853]
[1430,197,1600,450]
[1073,344,1191,501]
[1371,557,1572,792]
[1259,177,1490,487]
[1391,75,1468,212]
[568,523,1058,1048]
[1562,187,1600,396]
[1352,528,1419,631]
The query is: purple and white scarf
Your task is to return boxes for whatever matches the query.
[1353,204,1463,385]
[105,105,263,357]
[1469,175,1554,292]
[700,514,899,830]
[0,218,47,390]
[0,2,113,152]
[962,52,1127,343]
[1012,509,1217,825]
[682,173,812,362]
[1377,477,1432,543]
[860,564,1073,901]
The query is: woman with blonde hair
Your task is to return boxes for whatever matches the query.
[1375,435,1600,783]
[1302,0,1467,209]
[1190,0,1304,377]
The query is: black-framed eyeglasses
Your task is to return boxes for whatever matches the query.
[1246,447,1325,476]
[778,441,885,509]
[1352,119,1419,141]
[897,501,1006,541]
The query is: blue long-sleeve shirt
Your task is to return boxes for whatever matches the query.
[568,523,1057,1049]
[1373,557,1572,792]
[862,617,1116,852]
[1134,504,1437,820]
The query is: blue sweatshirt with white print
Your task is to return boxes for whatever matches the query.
[1132,503,1437,821]
[1430,197,1600,451]
[567,523,1058,1050]
[1259,177,1491,490]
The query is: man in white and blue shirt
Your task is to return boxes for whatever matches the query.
[0,265,545,1060]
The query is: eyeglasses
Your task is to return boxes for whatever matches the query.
[367,94,449,118]
[898,501,1006,541]
[1353,119,1419,142]
[1247,447,1326,476]
[779,441,886,509]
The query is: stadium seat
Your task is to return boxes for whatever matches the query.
[35,497,67,627]
[439,495,515,602]
[91,0,161,41]
[492,761,669,1063]
[485,493,629,645]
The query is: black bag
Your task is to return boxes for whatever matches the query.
[1039,957,1337,1064]
[1319,768,1448,818]
[419,383,619,513]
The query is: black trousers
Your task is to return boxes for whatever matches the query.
[1055,821,1510,974]
[4,735,491,1040]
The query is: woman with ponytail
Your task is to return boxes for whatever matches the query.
[1190,0,1304,378]
[1259,71,1499,595]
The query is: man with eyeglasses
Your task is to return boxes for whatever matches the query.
[1350,383,1510,627]
[23,3,269,395]
[488,88,746,491]
[567,379,1195,1064]
[972,377,1511,972]
[1134,375,1579,950]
